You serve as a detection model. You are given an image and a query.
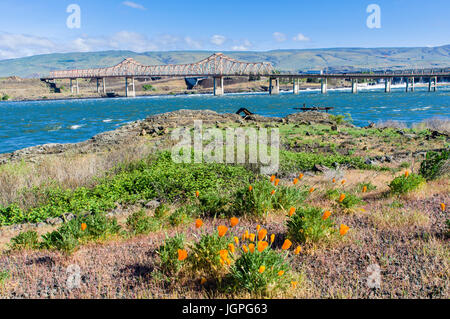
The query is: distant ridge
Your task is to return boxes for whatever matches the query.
[0,45,449,78]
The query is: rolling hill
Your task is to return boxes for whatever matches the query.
[0,45,449,78]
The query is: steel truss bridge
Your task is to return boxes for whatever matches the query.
[41,53,450,96]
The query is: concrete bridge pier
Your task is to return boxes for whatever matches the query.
[385,78,391,93]
[213,76,224,96]
[411,77,415,92]
[351,79,358,94]
[70,78,79,94]
[96,78,100,94]
[125,77,136,97]
[102,78,106,94]
[428,77,438,92]
[269,77,279,95]
[321,78,328,94]
[293,79,299,94]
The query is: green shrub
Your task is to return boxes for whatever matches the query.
[2,94,10,101]
[326,189,364,209]
[287,206,335,243]
[280,150,371,172]
[41,213,121,253]
[231,180,274,218]
[197,191,232,217]
[0,270,10,285]
[356,182,377,192]
[0,151,257,226]
[272,185,309,211]
[227,248,290,295]
[154,204,170,219]
[126,209,160,235]
[187,233,232,278]
[389,173,426,195]
[142,84,155,91]
[419,150,449,180]
[168,207,193,227]
[9,230,40,250]
[156,234,186,276]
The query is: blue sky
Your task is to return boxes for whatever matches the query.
[0,0,449,59]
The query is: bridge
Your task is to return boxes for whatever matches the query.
[41,53,450,96]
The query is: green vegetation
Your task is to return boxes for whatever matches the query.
[280,150,371,172]
[0,151,256,226]
[156,234,186,276]
[188,233,233,278]
[142,84,156,91]
[227,248,291,295]
[0,270,10,285]
[40,213,121,253]
[126,209,160,235]
[286,206,335,243]
[419,149,449,180]
[389,173,426,195]
[9,230,40,250]
[1,94,10,101]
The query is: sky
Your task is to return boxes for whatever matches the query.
[0,0,449,60]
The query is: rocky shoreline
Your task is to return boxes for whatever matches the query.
[0,110,345,165]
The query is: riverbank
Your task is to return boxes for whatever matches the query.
[0,109,448,299]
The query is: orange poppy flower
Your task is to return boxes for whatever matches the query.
[270,175,276,183]
[234,236,239,246]
[242,245,249,253]
[249,185,253,192]
[271,190,276,196]
[332,178,336,183]
[299,173,304,180]
[405,171,409,178]
[293,178,299,185]
[339,224,350,236]
[322,211,331,220]
[338,194,346,203]
[249,233,255,242]
[219,249,228,260]
[441,203,446,212]
[248,243,255,253]
[294,246,302,255]
[195,219,203,229]
[81,223,87,231]
[218,225,228,237]
[278,270,285,276]
[291,281,298,289]
[244,230,249,239]
[256,225,261,232]
[281,239,292,250]
[274,179,280,186]
[177,249,188,261]
[258,228,267,241]
[362,185,368,193]
[195,191,200,198]
[230,217,239,227]
[309,187,315,193]
[259,266,266,274]
[288,207,296,217]
[341,180,346,185]
[270,234,275,243]
[257,241,269,252]
[200,278,207,285]
[228,243,235,254]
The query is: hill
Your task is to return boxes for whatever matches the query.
[0,45,449,78]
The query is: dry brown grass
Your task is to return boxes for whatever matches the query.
[369,208,430,229]
[0,140,154,208]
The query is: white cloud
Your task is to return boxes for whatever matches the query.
[184,36,202,49]
[210,35,226,46]
[273,32,287,43]
[231,39,252,51]
[122,1,146,10]
[292,33,310,42]
[0,33,56,59]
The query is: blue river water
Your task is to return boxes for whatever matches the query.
[0,85,449,154]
